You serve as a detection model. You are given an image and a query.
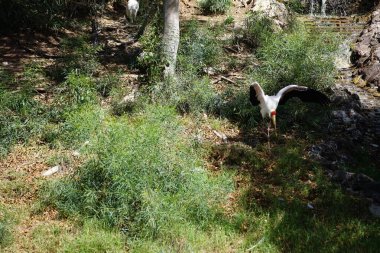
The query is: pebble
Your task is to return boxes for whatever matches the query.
[42,165,61,176]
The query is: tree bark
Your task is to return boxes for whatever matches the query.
[162,0,179,77]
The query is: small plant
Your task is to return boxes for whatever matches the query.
[243,19,339,94]
[0,205,12,248]
[96,73,120,97]
[40,105,233,240]
[285,0,306,14]
[198,0,231,14]
[59,220,125,253]
[0,68,47,156]
[60,36,102,76]
[137,14,164,83]
[243,15,275,49]
[178,21,223,74]
[63,71,97,105]
[224,15,234,25]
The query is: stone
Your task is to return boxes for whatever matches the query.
[369,203,380,217]
[42,165,61,176]
[251,0,289,29]
[352,5,380,91]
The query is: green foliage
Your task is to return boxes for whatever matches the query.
[198,0,232,14]
[0,68,47,157]
[138,15,164,83]
[40,105,233,240]
[59,220,125,253]
[243,15,276,49]
[0,0,110,32]
[60,36,102,76]
[60,104,105,147]
[285,0,306,14]
[218,86,260,128]
[96,73,121,97]
[63,72,97,105]
[246,20,339,94]
[152,74,219,114]
[178,21,223,74]
[0,205,12,248]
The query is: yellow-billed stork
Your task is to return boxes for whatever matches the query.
[250,81,330,145]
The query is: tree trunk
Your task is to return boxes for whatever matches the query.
[162,0,179,77]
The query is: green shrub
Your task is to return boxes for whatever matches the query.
[146,21,223,114]
[198,0,232,14]
[137,14,164,83]
[247,21,339,94]
[0,205,12,248]
[0,68,47,156]
[285,0,306,14]
[243,15,276,49]
[62,71,97,105]
[152,74,219,114]
[40,105,233,239]
[178,21,223,74]
[218,86,260,128]
[60,220,125,253]
[60,36,102,76]
[96,73,120,97]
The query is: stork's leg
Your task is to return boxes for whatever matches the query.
[267,122,271,149]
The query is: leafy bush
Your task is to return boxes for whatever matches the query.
[217,86,261,128]
[151,74,219,114]
[285,0,307,14]
[0,205,12,248]
[178,21,223,74]
[198,0,232,14]
[60,220,125,253]
[60,36,102,76]
[137,15,164,83]
[62,72,97,105]
[40,105,233,239]
[0,68,47,156]
[0,0,111,32]
[246,20,339,93]
[243,15,275,49]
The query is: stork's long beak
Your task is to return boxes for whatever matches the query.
[271,114,276,131]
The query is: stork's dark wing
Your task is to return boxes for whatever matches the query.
[249,85,260,106]
[279,88,330,105]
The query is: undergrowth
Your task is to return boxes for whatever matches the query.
[246,19,340,93]
[40,105,234,247]
[0,205,12,248]
[198,0,231,14]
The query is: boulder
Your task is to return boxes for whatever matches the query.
[352,5,380,92]
[251,0,290,29]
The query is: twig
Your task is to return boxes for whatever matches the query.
[221,76,237,84]
[212,130,228,142]
[223,46,239,53]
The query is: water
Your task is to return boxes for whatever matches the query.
[310,0,315,16]
[321,0,327,16]
[334,38,352,69]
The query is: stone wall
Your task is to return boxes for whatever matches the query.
[300,0,379,15]
[351,4,380,94]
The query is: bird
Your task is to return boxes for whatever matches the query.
[249,81,330,145]
[126,0,139,24]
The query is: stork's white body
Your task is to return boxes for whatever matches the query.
[127,0,139,23]
[252,83,307,119]
[249,82,330,146]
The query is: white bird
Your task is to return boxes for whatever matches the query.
[126,0,139,23]
[250,81,330,144]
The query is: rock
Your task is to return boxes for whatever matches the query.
[352,5,380,91]
[369,203,380,217]
[42,165,61,176]
[251,0,289,29]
